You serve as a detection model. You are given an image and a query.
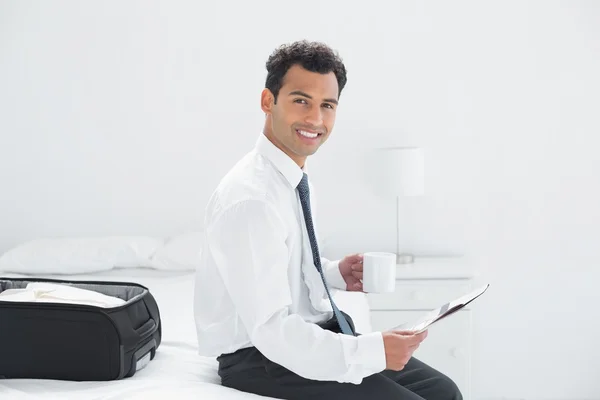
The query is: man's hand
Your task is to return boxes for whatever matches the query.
[338,253,364,291]
[382,330,428,371]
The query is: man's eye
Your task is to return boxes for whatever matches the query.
[322,103,334,109]
[294,98,307,104]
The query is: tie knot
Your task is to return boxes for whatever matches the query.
[297,173,310,197]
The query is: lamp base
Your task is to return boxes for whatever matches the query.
[396,253,415,264]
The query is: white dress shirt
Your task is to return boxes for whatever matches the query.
[194,132,386,384]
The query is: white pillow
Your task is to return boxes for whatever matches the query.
[150,231,203,271]
[0,236,163,275]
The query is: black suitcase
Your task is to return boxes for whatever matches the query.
[0,276,161,381]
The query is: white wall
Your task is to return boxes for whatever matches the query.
[1,1,600,399]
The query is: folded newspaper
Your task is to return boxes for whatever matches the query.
[392,284,490,333]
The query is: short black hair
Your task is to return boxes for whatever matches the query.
[265,40,347,103]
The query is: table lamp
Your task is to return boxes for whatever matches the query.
[367,147,425,264]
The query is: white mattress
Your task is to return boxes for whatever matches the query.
[0,268,271,399]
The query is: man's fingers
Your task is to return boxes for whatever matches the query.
[349,253,363,264]
[351,271,363,280]
[351,262,363,272]
[391,330,427,345]
[394,330,416,336]
[408,334,424,345]
[393,329,427,338]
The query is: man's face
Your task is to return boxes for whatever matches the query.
[262,64,339,167]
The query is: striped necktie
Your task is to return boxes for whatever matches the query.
[297,173,354,335]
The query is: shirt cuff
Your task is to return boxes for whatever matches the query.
[322,258,347,290]
[358,331,386,373]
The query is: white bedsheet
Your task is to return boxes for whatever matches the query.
[0,268,271,399]
[0,268,373,399]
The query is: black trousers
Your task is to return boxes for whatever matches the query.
[217,313,463,400]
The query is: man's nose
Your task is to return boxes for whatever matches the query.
[304,105,323,127]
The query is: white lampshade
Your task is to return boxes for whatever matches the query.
[368,147,425,197]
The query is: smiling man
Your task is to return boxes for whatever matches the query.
[262,61,338,165]
[193,40,462,400]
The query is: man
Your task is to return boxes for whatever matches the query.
[194,40,462,400]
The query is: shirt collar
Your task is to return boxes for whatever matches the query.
[255,132,305,188]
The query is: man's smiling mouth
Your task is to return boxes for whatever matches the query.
[296,129,322,139]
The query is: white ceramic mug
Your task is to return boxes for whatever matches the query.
[362,252,397,293]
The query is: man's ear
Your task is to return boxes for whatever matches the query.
[261,88,275,114]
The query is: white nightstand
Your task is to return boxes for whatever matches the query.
[366,257,475,400]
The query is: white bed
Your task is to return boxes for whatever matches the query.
[0,267,373,399]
